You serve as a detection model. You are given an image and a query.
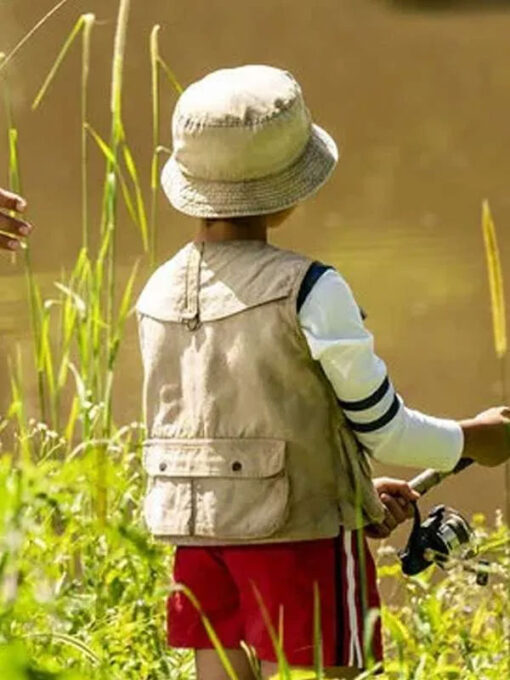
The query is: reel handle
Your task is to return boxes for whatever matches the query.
[409,457,474,496]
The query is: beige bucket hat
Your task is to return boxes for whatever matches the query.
[161,65,339,218]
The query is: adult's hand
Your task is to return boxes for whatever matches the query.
[0,188,33,251]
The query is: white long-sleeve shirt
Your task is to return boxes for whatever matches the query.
[298,268,463,471]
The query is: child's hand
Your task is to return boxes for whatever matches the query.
[365,477,420,539]
[459,406,510,467]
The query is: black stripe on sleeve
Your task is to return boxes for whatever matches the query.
[338,376,390,412]
[345,394,401,433]
[296,261,333,313]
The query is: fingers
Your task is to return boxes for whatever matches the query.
[365,501,413,539]
[474,406,510,423]
[0,188,27,213]
[380,493,408,525]
[367,482,418,540]
[394,493,417,519]
[365,523,391,539]
[374,477,420,502]
[0,234,22,251]
[0,204,33,251]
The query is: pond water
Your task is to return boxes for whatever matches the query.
[1,0,510,526]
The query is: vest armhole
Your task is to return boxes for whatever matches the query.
[294,262,369,321]
[296,261,333,313]
[287,259,326,349]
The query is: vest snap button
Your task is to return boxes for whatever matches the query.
[232,461,242,472]
[159,462,167,472]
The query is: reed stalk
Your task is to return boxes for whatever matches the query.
[8,349,32,463]
[148,28,183,265]
[25,1,142,529]
[81,15,95,250]
[481,200,509,521]
[150,25,161,265]
[105,0,130,361]
[30,13,99,428]
[30,12,96,425]
[7,120,47,423]
[92,0,131,527]
[481,200,510,663]
[111,0,130,137]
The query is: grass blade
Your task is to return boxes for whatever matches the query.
[122,143,149,251]
[313,583,324,679]
[251,584,291,680]
[86,124,138,226]
[0,0,74,75]
[8,127,21,194]
[24,632,101,666]
[158,55,184,95]
[170,584,240,680]
[32,16,85,110]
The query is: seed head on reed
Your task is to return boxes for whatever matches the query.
[482,199,507,360]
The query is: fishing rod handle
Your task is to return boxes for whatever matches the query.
[409,457,474,496]
[409,469,446,495]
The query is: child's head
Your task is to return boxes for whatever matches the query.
[161,65,339,223]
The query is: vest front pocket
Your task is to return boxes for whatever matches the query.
[142,438,289,540]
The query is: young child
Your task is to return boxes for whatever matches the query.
[136,65,510,680]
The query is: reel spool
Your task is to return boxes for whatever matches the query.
[399,503,489,586]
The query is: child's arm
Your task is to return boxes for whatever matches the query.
[299,268,510,471]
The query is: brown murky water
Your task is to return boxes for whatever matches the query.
[1,0,510,528]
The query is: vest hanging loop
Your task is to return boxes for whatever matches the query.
[182,314,201,332]
[180,242,204,331]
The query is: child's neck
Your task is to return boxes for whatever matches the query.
[195,216,268,243]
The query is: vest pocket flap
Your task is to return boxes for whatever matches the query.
[143,438,286,479]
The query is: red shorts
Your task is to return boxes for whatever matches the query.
[167,528,383,668]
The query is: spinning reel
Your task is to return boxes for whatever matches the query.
[399,503,489,585]
[398,459,490,585]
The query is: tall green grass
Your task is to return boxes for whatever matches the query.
[0,2,508,679]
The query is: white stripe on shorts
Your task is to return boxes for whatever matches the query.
[343,529,363,668]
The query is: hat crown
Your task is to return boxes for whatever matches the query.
[172,65,312,182]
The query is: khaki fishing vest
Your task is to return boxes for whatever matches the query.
[136,240,385,545]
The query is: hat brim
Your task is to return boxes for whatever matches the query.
[161,124,339,219]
